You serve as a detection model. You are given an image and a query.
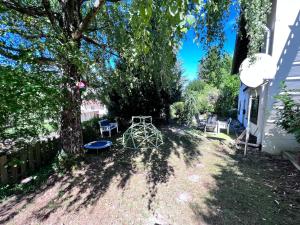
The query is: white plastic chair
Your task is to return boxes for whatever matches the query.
[98,119,118,137]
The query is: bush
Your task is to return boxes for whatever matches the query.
[172,81,220,125]
[184,81,220,123]
[215,74,240,117]
[276,85,300,142]
[170,101,186,122]
[82,117,100,144]
[52,149,78,173]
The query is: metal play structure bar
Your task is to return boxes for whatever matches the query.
[122,116,163,149]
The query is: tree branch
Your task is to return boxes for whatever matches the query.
[0,45,55,65]
[1,27,49,40]
[73,0,121,40]
[86,24,110,32]
[82,35,119,57]
[0,0,47,17]
[73,0,105,40]
[42,0,58,27]
[82,35,105,49]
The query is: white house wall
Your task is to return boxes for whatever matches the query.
[262,0,300,154]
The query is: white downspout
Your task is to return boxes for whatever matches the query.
[257,26,271,145]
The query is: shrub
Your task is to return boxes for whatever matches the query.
[276,84,300,142]
[170,101,186,122]
[215,74,240,117]
[82,117,100,144]
[185,81,220,118]
[173,81,220,125]
[52,149,78,173]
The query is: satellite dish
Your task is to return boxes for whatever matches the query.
[239,53,277,88]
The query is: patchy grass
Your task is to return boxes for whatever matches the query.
[0,126,299,225]
[194,151,300,225]
[205,132,233,141]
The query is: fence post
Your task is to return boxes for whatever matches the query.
[35,142,41,168]
[28,148,35,171]
[20,149,27,177]
[0,155,8,184]
[10,155,18,183]
[45,138,52,162]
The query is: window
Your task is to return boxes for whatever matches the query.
[250,97,259,124]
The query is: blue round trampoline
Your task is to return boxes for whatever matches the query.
[84,140,112,154]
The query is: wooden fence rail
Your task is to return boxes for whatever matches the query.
[0,137,61,184]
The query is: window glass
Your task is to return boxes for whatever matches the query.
[250,97,259,124]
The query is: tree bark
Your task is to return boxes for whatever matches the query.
[59,1,82,154]
[60,63,83,154]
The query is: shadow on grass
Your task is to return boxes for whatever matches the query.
[0,171,63,224]
[0,126,203,223]
[190,149,300,225]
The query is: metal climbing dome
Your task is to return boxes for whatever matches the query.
[122,116,163,149]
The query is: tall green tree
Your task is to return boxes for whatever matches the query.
[0,0,125,153]
[97,0,183,122]
[198,48,239,117]
[198,47,232,88]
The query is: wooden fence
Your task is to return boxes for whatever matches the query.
[0,137,61,184]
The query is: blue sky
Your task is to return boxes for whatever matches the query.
[178,7,238,81]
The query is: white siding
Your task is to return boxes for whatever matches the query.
[262,0,300,154]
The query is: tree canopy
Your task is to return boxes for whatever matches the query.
[198,47,232,88]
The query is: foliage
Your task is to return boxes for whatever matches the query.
[0,66,60,141]
[198,47,232,88]
[183,81,220,123]
[183,91,199,124]
[97,1,183,122]
[190,82,220,114]
[198,49,239,117]
[215,73,240,117]
[192,0,231,49]
[82,117,102,144]
[276,84,300,143]
[52,149,78,173]
[239,0,272,56]
[170,101,186,122]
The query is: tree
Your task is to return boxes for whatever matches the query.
[96,1,183,122]
[239,0,272,55]
[215,73,240,117]
[0,0,125,153]
[197,48,239,117]
[198,47,232,88]
[0,0,195,153]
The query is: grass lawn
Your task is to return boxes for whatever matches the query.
[0,126,299,225]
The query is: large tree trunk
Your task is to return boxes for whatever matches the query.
[59,0,83,154]
[60,63,83,154]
